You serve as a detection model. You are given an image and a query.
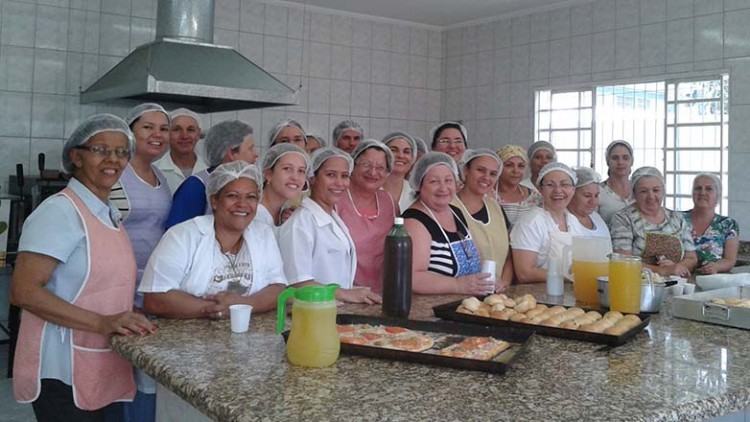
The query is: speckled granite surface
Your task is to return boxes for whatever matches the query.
[112,284,750,422]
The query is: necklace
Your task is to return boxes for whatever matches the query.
[347,190,379,220]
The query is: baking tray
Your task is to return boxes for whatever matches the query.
[432,299,650,346]
[284,314,535,374]
[672,286,750,330]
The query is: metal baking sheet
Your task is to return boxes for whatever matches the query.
[672,286,750,330]
[432,299,650,346]
[285,314,535,374]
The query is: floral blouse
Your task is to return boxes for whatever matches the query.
[682,211,739,266]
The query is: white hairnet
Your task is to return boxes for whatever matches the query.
[268,119,306,146]
[351,139,394,173]
[630,166,664,192]
[332,120,364,142]
[537,162,577,186]
[573,167,601,188]
[310,147,354,175]
[694,173,722,198]
[261,143,311,175]
[408,151,459,192]
[205,120,254,167]
[125,103,169,126]
[414,136,428,155]
[527,141,557,161]
[605,140,633,160]
[429,121,468,148]
[306,133,327,147]
[169,108,202,128]
[63,114,134,173]
[206,161,263,199]
[460,148,502,181]
[382,131,417,162]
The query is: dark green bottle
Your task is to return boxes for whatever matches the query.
[382,217,412,318]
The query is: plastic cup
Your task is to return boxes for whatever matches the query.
[229,304,252,333]
[481,260,496,281]
[683,283,696,295]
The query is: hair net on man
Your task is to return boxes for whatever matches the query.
[168,108,202,128]
[204,120,254,167]
[408,151,459,192]
[605,140,634,160]
[306,133,327,147]
[382,132,417,162]
[351,139,394,173]
[310,147,354,175]
[694,173,722,198]
[414,136,428,155]
[630,166,664,192]
[125,103,169,126]
[459,148,503,180]
[527,141,557,161]
[261,143,311,175]
[429,121,468,148]
[332,120,364,143]
[497,145,528,163]
[268,119,306,146]
[206,161,263,199]
[537,162,577,186]
[63,114,134,173]
[574,167,601,188]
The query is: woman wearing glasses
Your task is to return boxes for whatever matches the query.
[403,152,493,295]
[337,140,397,294]
[511,162,581,283]
[430,121,467,162]
[11,114,156,420]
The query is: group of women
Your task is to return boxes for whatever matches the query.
[9,106,739,421]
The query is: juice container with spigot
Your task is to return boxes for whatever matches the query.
[608,254,642,314]
[276,284,340,368]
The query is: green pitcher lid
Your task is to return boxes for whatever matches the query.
[294,283,338,302]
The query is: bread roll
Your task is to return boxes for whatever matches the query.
[622,314,641,324]
[491,303,506,312]
[560,320,580,330]
[560,308,585,320]
[510,312,528,322]
[603,311,624,321]
[490,309,507,319]
[503,298,517,308]
[484,294,506,306]
[604,324,631,335]
[579,322,605,333]
[514,297,536,313]
[541,314,565,327]
[585,311,603,321]
[534,304,549,311]
[526,315,546,324]
[457,305,473,315]
[475,307,490,317]
[548,306,566,316]
[525,307,547,318]
[494,308,516,320]
[462,297,482,312]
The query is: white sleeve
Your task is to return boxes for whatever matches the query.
[248,223,287,292]
[277,211,316,283]
[138,226,192,293]
[510,211,549,253]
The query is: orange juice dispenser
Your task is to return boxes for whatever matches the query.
[571,236,611,307]
[276,284,340,368]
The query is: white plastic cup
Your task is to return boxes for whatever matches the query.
[547,274,564,296]
[481,260,497,282]
[229,304,252,333]
[683,283,696,295]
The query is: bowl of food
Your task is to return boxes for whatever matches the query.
[597,272,676,313]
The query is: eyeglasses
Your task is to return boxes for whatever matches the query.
[74,145,130,159]
[540,182,574,189]
[436,138,465,147]
[357,161,388,174]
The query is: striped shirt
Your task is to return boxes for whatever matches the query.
[403,205,474,277]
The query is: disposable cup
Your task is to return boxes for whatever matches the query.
[229,304,252,333]
[683,283,696,295]
[481,260,497,281]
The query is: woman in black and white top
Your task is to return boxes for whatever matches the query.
[402,152,493,295]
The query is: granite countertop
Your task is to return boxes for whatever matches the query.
[112,284,750,422]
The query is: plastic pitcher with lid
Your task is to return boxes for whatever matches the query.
[571,236,612,306]
[276,284,340,368]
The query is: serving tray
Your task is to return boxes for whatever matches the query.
[432,299,650,346]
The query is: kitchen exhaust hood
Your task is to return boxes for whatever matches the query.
[80,0,298,113]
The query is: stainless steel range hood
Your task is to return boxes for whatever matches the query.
[80,0,297,112]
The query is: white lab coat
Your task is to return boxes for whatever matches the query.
[155,152,208,194]
[139,215,287,296]
[277,197,357,288]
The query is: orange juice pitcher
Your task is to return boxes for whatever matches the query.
[608,254,642,314]
[571,236,612,307]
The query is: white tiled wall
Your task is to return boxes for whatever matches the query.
[0,0,442,193]
[440,0,750,239]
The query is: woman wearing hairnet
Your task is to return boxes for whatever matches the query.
[257,143,310,230]
[683,174,739,274]
[139,161,287,318]
[520,141,556,193]
[495,145,542,226]
[11,114,156,420]
[567,167,612,248]
[610,167,697,277]
[430,121,467,162]
[305,133,326,154]
[269,119,307,148]
[382,132,418,212]
[338,140,397,294]
[278,148,382,304]
[403,152,493,295]
[598,140,635,224]
[510,162,583,283]
[453,149,514,291]
[332,120,364,153]
[164,120,258,229]
[155,107,208,193]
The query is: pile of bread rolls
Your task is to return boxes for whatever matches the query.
[456,294,642,335]
[711,297,750,308]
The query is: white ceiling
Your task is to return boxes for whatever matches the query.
[282,0,585,27]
